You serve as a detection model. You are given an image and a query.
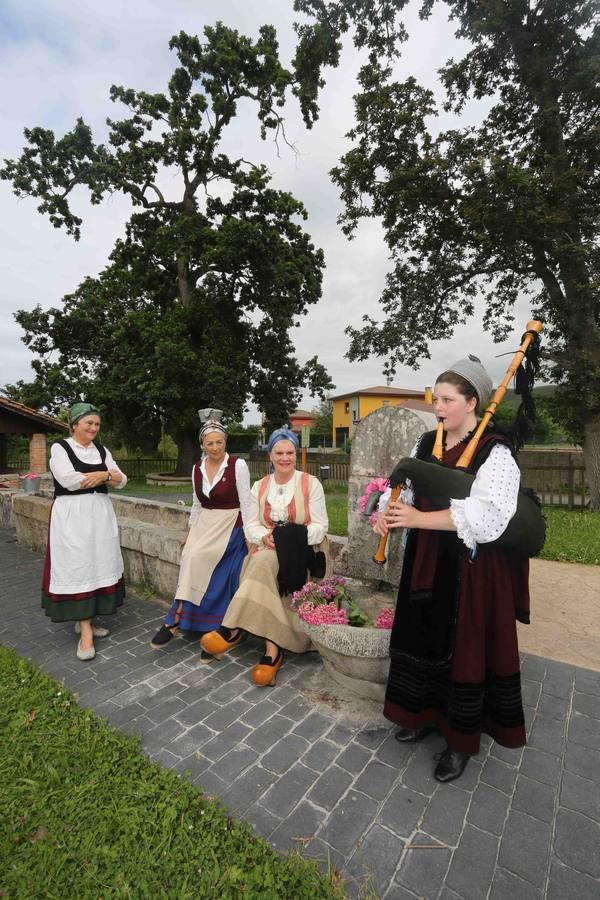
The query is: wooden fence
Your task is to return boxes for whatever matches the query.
[5,456,178,482]
[246,453,350,489]
[5,450,590,508]
[520,463,588,509]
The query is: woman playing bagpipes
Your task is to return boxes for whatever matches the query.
[374,338,542,783]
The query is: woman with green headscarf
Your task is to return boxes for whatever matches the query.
[42,402,128,661]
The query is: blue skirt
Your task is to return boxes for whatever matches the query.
[165,525,247,632]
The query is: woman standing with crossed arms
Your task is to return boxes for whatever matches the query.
[43,402,127,661]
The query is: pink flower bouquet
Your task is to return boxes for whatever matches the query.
[375,608,395,630]
[290,576,373,628]
[359,476,389,527]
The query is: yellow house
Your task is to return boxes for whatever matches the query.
[331,385,433,447]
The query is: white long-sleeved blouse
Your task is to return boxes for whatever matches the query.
[244,471,328,546]
[378,441,520,550]
[49,438,128,490]
[188,453,252,528]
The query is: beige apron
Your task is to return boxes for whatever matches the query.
[175,507,240,606]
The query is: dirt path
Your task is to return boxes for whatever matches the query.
[519,558,600,671]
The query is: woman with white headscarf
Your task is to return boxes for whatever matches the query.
[150,410,251,658]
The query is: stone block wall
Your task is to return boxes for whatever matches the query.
[0,490,190,599]
[0,488,345,602]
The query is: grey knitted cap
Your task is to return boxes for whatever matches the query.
[440,355,493,406]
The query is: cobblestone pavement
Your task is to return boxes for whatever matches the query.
[2,526,599,899]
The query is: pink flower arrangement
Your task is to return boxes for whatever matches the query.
[359,476,389,527]
[375,608,395,630]
[291,576,373,628]
[295,601,349,626]
[291,577,395,630]
[20,473,40,480]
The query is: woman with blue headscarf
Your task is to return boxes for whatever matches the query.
[201,426,330,686]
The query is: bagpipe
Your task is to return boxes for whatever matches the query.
[374,321,546,562]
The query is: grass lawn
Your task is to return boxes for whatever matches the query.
[539,507,600,565]
[0,647,343,899]
[119,478,191,497]
[325,495,348,537]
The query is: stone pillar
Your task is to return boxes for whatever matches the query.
[335,405,437,588]
[29,433,47,473]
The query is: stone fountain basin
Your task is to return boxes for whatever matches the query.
[302,578,395,703]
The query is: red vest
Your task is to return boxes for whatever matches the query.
[193,455,242,526]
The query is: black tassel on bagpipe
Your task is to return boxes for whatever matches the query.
[512,328,542,451]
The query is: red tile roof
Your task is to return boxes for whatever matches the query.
[0,395,69,432]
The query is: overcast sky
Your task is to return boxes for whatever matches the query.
[0,0,534,423]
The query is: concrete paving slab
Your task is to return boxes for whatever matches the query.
[2,525,600,898]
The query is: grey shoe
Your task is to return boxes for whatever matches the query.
[76,639,96,661]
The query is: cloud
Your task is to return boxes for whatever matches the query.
[0,0,538,425]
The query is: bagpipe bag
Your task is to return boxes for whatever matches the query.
[389,457,546,558]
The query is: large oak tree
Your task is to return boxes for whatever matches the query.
[2,25,332,471]
[292,0,600,506]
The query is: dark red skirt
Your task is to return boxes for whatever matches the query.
[385,541,528,755]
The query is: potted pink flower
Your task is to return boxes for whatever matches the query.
[290,576,394,701]
[19,473,41,494]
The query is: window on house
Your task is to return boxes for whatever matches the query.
[344,401,350,414]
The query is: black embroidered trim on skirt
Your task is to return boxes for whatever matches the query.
[386,663,525,736]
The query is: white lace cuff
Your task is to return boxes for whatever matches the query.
[450,499,477,550]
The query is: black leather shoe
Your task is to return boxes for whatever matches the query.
[394,725,437,743]
[150,624,177,649]
[434,749,470,782]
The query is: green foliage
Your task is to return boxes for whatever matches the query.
[157,432,179,458]
[227,422,262,434]
[494,400,564,445]
[1,25,333,472]
[311,398,333,434]
[0,646,344,899]
[226,433,261,453]
[292,0,600,498]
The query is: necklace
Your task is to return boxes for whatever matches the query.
[273,475,292,496]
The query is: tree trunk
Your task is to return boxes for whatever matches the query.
[175,430,200,476]
[583,412,600,511]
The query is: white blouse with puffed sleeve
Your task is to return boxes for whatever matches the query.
[378,440,521,550]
